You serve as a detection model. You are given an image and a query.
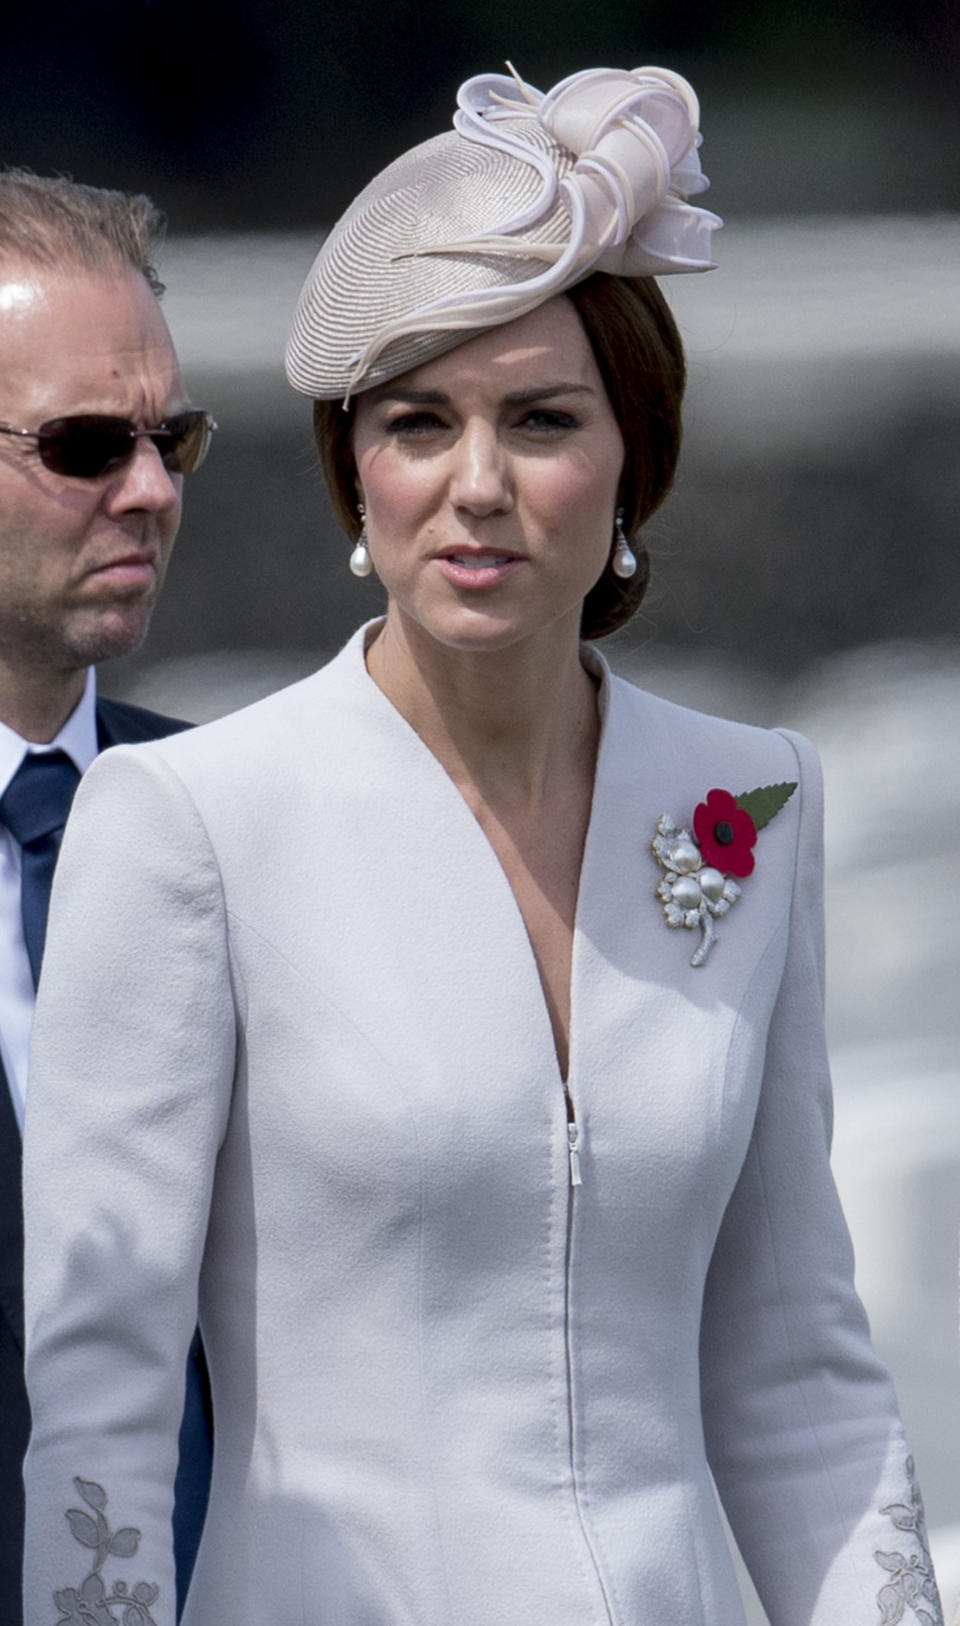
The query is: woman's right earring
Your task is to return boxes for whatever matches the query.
[349,502,374,578]
[611,508,638,580]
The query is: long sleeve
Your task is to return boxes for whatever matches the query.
[22,745,236,1626]
[699,728,942,1626]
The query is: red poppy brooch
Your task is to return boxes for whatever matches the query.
[652,783,797,965]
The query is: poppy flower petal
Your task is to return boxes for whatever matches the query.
[693,787,757,875]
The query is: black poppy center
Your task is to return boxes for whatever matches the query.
[713,820,735,845]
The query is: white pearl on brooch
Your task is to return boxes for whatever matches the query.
[670,841,701,875]
[671,875,703,910]
[698,867,726,903]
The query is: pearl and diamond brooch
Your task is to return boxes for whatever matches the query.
[652,783,797,966]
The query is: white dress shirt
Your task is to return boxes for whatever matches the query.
[0,668,98,1130]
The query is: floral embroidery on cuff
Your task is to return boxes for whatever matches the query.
[54,1478,159,1626]
[652,781,797,966]
[874,1456,943,1626]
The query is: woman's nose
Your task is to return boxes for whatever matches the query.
[447,421,513,515]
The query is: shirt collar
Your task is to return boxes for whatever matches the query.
[0,668,99,799]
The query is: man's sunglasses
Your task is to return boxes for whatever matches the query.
[0,409,216,479]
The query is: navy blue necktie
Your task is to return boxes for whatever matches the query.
[0,749,81,988]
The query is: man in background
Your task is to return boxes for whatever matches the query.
[0,171,214,1619]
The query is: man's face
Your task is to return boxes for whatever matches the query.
[0,265,187,680]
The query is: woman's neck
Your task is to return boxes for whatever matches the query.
[365,606,600,810]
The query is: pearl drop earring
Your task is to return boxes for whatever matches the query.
[611,508,638,579]
[349,501,374,578]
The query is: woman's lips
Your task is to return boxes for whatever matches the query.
[435,551,523,589]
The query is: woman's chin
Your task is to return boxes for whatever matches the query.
[392,599,581,659]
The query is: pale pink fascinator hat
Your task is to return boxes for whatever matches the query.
[284,62,721,404]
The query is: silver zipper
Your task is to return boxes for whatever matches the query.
[562,1101,614,1622]
[567,1118,583,1188]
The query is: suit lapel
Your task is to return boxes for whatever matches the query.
[0,1053,24,1351]
[96,702,119,751]
[96,696,191,750]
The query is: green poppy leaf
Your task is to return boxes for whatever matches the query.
[735,782,797,831]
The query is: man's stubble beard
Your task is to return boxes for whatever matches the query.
[0,587,162,682]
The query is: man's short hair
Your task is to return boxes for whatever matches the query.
[0,169,166,297]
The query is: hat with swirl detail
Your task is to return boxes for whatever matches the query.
[285,64,721,403]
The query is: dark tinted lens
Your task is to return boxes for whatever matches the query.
[37,415,136,478]
[152,410,214,474]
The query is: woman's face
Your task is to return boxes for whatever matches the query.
[351,295,624,656]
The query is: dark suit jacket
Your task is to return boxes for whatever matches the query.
[0,697,212,1623]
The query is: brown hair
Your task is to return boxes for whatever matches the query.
[313,272,686,639]
[0,169,166,297]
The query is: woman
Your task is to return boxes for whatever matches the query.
[23,65,941,1626]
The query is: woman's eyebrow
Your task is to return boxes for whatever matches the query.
[502,383,595,406]
[373,387,450,405]
[370,382,596,407]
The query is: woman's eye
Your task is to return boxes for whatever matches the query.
[518,408,579,432]
[385,411,447,436]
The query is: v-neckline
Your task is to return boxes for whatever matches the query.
[355,624,612,1091]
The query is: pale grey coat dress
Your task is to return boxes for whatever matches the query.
[22,626,941,1626]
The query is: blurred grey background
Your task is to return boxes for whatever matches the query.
[7,5,959,1618]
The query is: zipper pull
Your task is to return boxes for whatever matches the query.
[567,1120,583,1188]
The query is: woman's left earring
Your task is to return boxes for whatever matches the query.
[611,508,638,579]
[349,502,374,578]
